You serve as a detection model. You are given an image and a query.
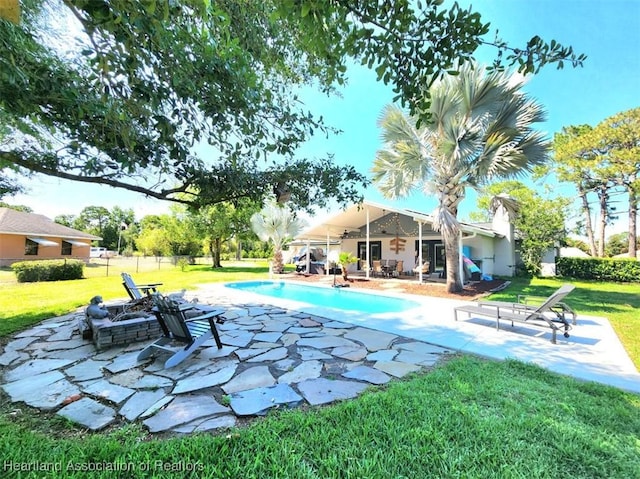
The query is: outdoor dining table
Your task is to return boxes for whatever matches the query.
[381,260,397,277]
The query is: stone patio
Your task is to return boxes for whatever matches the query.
[0,295,451,435]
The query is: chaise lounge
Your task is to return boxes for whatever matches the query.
[454,284,576,344]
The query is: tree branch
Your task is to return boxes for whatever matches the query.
[4,151,196,206]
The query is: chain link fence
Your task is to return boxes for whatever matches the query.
[86,256,208,277]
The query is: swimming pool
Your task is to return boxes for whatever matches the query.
[225,280,421,315]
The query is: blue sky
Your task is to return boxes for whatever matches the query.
[9,1,640,234]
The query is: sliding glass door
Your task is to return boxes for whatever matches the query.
[357,241,381,270]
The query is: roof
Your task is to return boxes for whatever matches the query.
[297,200,501,240]
[560,247,591,258]
[0,208,101,240]
[613,250,640,259]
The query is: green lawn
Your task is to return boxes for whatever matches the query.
[0,264,639,478]
[0,259,272,336]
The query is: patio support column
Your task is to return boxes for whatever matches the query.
[326,231,330,276]
[418,221,423,283]
[366,207,370,279]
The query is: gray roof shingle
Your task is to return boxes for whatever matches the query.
[0,208,101,240]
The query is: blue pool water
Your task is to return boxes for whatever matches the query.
[225,281,421,314]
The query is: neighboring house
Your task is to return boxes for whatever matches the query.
[540,246,591,277]
[294,200,516,279]
[559,247,591,258]
[613,250,640,260]
[0,207,101,267]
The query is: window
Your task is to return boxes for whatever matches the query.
[25,238,38,255]
[61,241,72,256]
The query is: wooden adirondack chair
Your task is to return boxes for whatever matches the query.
[137,294,225,369]
[121,272,163,301]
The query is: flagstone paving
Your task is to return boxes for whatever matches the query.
[0,298,452,435]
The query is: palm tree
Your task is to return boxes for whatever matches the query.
[250,196,306,274]
[372,63,549,293]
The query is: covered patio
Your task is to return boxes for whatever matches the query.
[294,200,516,283]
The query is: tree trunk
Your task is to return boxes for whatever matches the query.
[208,243,216,268]
[272,249,283,274]
[443,231,463,293]
[629,188,638,258]
[597,185,608,257]
[236,238,242,261]
[579,190,597,257]
[213,237,222,268]
[440,187,464,293]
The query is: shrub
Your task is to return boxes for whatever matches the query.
[11,259,84,283]
[556,257,640,282]
[176,257,190,271]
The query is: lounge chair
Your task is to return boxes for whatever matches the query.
[454,284,576,344]
[137,293,225,368]
[413,261,430,275]
[121,272,163,301]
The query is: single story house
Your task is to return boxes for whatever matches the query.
[0,207,101,267]
[540,246,591,276]
[559,247,591,258]
[294,200,516,281]
[613,250,640,260]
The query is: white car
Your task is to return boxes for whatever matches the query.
[90,247,115,258]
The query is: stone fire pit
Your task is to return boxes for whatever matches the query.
[85,303,161,351]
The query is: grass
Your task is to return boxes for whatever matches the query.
[0,259,272,336]
[1,357,638,478]
[0,263,639,478]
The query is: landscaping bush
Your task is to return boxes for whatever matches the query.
[556,257,640,282]
[11,259,85,283]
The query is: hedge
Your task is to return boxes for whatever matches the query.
[556,257,640,283]
[11,259,85,283]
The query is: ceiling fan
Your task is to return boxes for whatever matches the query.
[340,229,349,239]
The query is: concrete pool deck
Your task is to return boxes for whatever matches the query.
[1,281,637,434]
[214,280,640,394]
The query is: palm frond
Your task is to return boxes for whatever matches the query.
[373,104,436,199]
[518,130,551,167]
[371,150,419,199]
[489,194,520,220]
[431,205,460,237]
[250,196,306,249]
[429,83,461,129]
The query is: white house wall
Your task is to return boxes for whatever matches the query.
[296,202,516,278]
[341,232,507,277]
[339,237,418,275]
[462,236,495,276]
[491,235,516,276]
[489,204,517,276]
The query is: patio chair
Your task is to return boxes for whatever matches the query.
[121,272,163,301]
[385,260,397,276]
[137,293,225,369]
[372,260,383,278]
[454,284,576,344]
[394,260,404,277]
[413,261,430,275]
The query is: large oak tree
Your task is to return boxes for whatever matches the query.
[1,0,584,211]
